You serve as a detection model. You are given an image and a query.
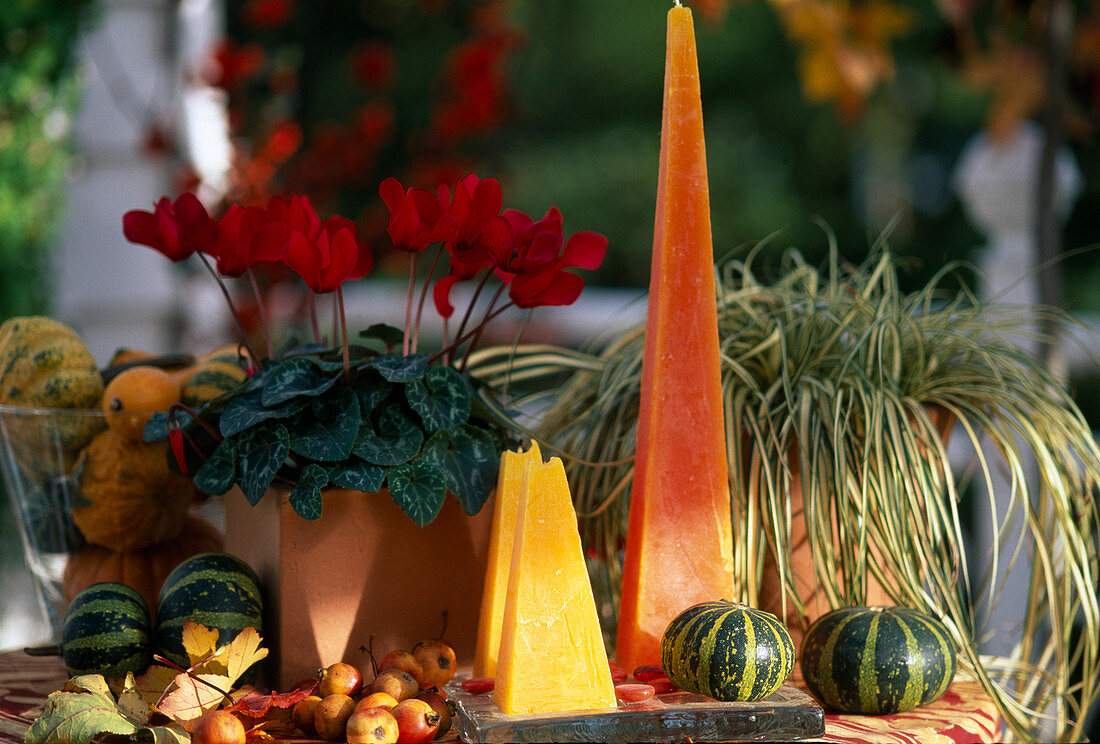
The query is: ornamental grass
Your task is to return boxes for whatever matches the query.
[471,243,1100,742]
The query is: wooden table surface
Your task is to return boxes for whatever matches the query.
[0,649,1000,744]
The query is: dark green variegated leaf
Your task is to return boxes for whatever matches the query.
[261,357,341,406]
[289,464,328,520]
[142,411,192,442]
[387,459,447,526]
[288,387,360,461]
[369,354,427,382]
[313,358,348,372]
[236,424,290,505]
[353,405,423,466]
[421,425,500,515]
[193,438,238,496]
[359,323,405,351]
[219,388,309,437]
[354,373,391,415]
[406,366,471,433]
[327,460,386,493]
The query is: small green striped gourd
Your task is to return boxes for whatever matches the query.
[62,582,153,677]
[799,606,957,715]
[180,354,248,409]
[660,600,794,702]
[154,552,263,668]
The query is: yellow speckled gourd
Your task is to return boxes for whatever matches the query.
[71,428,196,551]
[0,316,104,409]
[0,317,106,475]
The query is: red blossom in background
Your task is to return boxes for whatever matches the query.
[204,41,264,89]
[122,193,218,261]
[427,29,517,148]
[241,0,294,29]
[349,42,396,92]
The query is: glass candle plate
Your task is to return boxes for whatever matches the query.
[445,677,825,743]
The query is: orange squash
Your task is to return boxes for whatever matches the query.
[71,428,196,550]
[101,365,181,442]
[62,514,223,616]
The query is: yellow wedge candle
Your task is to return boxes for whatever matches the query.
[493,450,617,715]
[472,441,542,679]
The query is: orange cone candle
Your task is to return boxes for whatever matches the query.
[615,1,735,673]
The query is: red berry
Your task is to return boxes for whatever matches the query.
[460,677,495,694]
[649,677,679,694]
[632,664,665,683]
[614,683,656,703]
[608,662,628,684]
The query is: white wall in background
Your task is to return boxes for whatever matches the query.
[954,122,1083,661]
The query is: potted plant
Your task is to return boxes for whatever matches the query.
[122,174,607,686]
[520,245,1100,743]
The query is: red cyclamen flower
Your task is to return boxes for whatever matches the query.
[494,207,607,309]
[122,193,218,261]
[283,216,370,293]
[212,204,282,277]
[429,174,510,317]
[379,177,457,253]
[446,174,504,261]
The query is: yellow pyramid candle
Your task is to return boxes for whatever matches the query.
[615,1,735,673]
[472,441,542,679]
[493,452,617,715]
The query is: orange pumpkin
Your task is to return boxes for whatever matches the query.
[62,514,224,616]
[71,428,196,550]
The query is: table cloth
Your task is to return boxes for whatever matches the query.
[0,649,1000,743]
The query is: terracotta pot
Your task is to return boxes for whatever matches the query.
[224,487,493,689]
[758,406,955,650]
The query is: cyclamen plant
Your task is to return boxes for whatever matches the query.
[123,174,607,525]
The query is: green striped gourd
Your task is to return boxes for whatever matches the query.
[660,600,794,702]
[799,606,957,714]
[61,582,153,677]
[180,353,248,409]
[154,552,263,668]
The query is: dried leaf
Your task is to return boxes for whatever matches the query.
[25,691,138,744]
[133,666,178,709]
[224,685,317,720]
[25,679,189,744]
[116,674,154,727]
[64,676,116,700]
[157,673,232,731]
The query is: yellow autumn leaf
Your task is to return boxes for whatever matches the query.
[217,626,269,686]
[182,620,222,667]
